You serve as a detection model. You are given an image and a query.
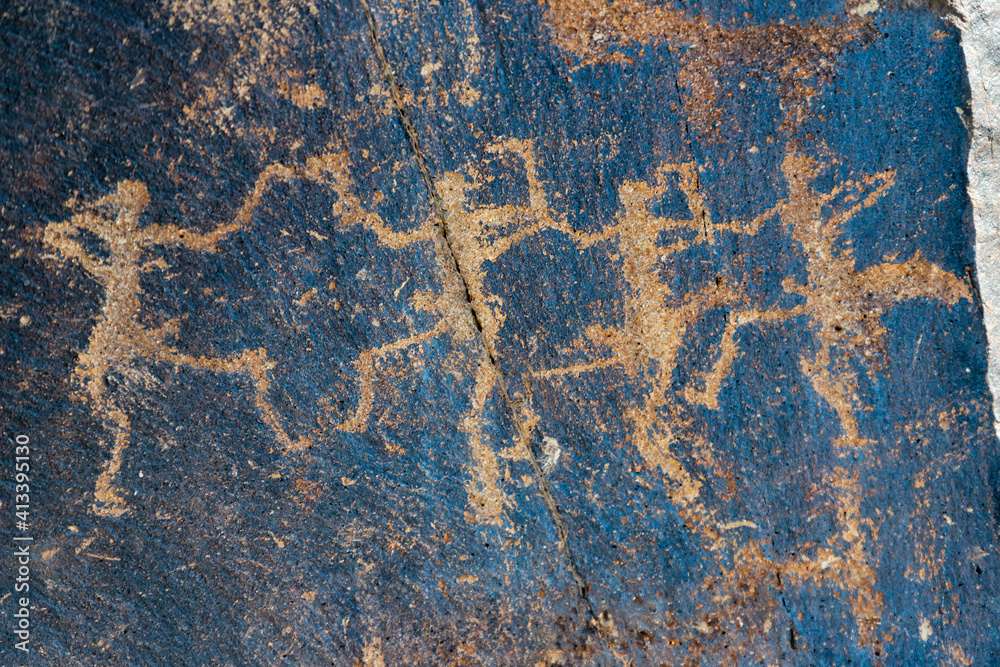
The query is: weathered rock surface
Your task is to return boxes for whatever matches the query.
[1,0,997,665]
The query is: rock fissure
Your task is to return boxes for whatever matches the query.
[358,0,625,659]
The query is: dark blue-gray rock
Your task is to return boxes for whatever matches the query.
[1,0,996,665]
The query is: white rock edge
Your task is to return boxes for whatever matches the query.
[956,0,1000,438]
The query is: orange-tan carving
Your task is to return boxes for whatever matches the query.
[44,177,309,516]
[436,137,609,525]
[529,144,971,658]
[43,151,441,517]
[147,142,542,529]
[438,138,773,530]
[544,0,868,137]
[534,156,775,521]
[438,137,573,359]
[686,146,970,650]
[523,149,786,662]
[693,148,969,433]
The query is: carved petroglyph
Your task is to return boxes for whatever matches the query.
[435,138,575,525]
[689,146,969,649]
[534,156,775,519]
[275,155,518,527]
[544,0,868,136]
[438,138,572,359]
[43,151,439,517]
[695,148,968,436]
[185,147,515,528]
[526,167,782,662]
[46,132,972,655]
[528,143,971,656]
[43,176,311,516]
[437,137,775,539]
[436,138,775,552]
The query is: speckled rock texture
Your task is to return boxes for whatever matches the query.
[1,0,998,665]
